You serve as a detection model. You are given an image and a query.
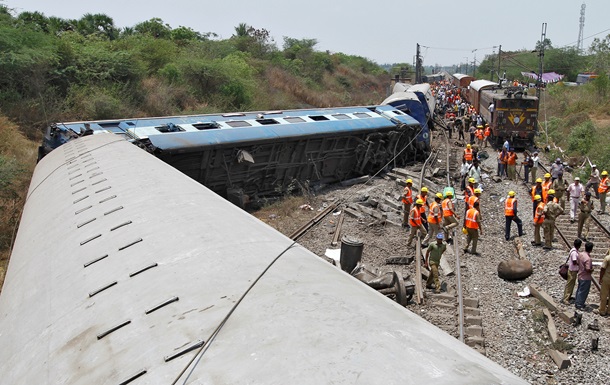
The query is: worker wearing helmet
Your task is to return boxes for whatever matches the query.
[506,148,518,182]
[423,193,443,245]
[463,200,482,255]
[425,233,447,294]
[504,191,524,241]
[407,199,428,248]
[532,195,544,247]
[552,172,568,212]
[542,173,552,201]
[463,144,473,163]
[531,178,544,217]
[598,170,609,214]
[416,187,430,231]
[402,179,414,228]
[465,187,481,216]
[442,191,459,242]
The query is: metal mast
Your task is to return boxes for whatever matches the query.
[577,3,586,53]
[537,23,547,100]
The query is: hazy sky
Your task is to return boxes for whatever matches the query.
[6,0,610,66]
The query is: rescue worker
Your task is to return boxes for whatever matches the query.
[463,201,482,255]
[442,191,459,243]
[506,148,518,181]
[475,125,484,148]
[552,171,568,213]
[577,192,594,241]
[504,191,524,241]
[542,193,563,250]
[598,170,609,214]
[464,177,476,206]
[531,178,544,216]
[463,144,474,163]
[483,124,491,148]
[586,164,600,199]
[402,179,414,227]
[407,199,427,248]
[423,193,443,245]
[466,188,482,216]
[531,195,544,247]
[416,187,430,231]
[425,233,446,294]
[542,173,552,201]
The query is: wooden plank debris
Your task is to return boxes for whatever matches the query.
[548,349,571,369]
[340,175,370,187]
[414,237,424,305]
[330,211,344,247]
[542,308,559,343]
[529,284,573,325]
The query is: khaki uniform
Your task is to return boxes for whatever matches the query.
[426,242,447,293]
[552,178,568,212]
[542,201,563,248]
[600,252,610,315]
[577,198,594,239]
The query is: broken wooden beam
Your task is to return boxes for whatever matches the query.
[528,284,573,325]
[414,237,424,305]
[542,308,559,343]
[340,175,370,187]
[548,349,571,369]
[330,211,345,247]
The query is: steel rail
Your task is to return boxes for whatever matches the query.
[289,203,338,241]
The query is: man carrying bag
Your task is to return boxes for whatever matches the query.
[562,238,582,304]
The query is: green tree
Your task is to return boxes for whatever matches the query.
[134,18,171,39]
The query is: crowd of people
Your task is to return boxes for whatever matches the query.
[401,87,610,309]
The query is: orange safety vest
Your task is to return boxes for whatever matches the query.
[534,202,546,225]
[402,186,413,204]
[531,185,543,201]
[542,180,552,201]
[464,185,475,201]
[409,206,422,227]
[467,195,479,210]
[464,148,473,161]
[599,177,609,194]
[475,129,484,140]
[442,198,455,217]
[484,127,491,137]
[504,197,516,216]
[507,152,517,165]
[465,208,480,229]
[416,194,428,214]
[428,201,442,224]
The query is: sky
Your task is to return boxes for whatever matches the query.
[6,0,610,67]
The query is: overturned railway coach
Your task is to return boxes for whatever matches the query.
[39,106,425,207]
[469,80,539,148]
[0,133,529,384]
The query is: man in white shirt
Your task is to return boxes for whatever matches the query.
[567,177,584,222]
[530,151,539,183]
[586,164,601,199]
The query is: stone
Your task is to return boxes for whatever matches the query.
[465,316,483,326]
[497,258,533,280]
[463,297,479,308]
[466,325,483,337]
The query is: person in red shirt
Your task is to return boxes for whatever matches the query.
[575,241,594,310]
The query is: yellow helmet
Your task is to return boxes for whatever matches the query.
[436,193,443,199]
[406,179,413,184]
[415,199,424,205]
[474,188,482,194]
[468,177,475,183]
[462,227,468,234]
[446,191,453,196]
[508,191,516,197]
[602,170,608,176]
[466,144,471,148]
[544,173,551,178]
[536,178,543,183]
[548,189,555,195]
[477,125,483,128]
[421,187,428,193]
[534,194,541,200]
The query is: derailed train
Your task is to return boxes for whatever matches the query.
[39,105,428,207]
[0,133,528,384]
[450,73,539,148]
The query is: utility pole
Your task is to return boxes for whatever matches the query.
[463,57,468,75]
[537,23,547,100]
[415,43,422,84]
[497,45,502,84]
[577,3,586,53]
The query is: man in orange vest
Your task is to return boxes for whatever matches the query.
[598,170,609,214]
[531,178,544,216]
[542,173,552,201]
[506,148,518,181]
[423,193,443,245]
[483,125,491,148]
[442,191,459,242]
[475,125,484,148]
[504,191,524,241]
[466,187,481,216]
[402,179,414,227]
[463,201,482,255]
[532,195,544,247]
[417,187,430,231]
[463,144,473,163]
[407,199,428,248]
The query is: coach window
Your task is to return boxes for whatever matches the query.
[226,121,252,128]
[332,114,351,120]
[309,115,329,121]
[354,112,371,119]
[192,122,220,130]
[284,117,305,123]
[256,118,279,125]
